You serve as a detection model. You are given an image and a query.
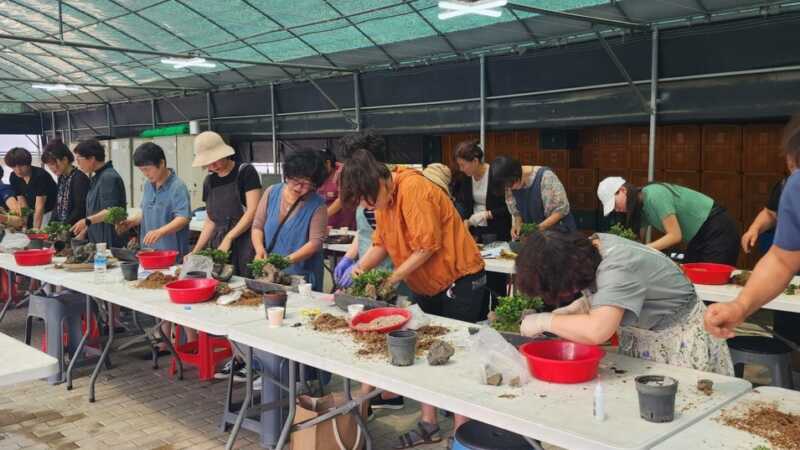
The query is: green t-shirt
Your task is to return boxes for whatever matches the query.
[641,184,713,243]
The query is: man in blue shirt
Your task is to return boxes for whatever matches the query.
[119,143,190,259]
[706,116,800,338]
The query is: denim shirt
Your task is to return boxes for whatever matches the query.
[140,169,190,258]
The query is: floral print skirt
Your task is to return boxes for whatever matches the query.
[618,300,734,376]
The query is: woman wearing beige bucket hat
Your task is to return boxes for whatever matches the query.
[188,131,262,275]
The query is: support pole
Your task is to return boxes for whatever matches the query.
[206,91,213,131]
[150,99,157,129]
[106,104,113,137]
[65,109,72,144]
[50,111,56,140]
[353,72,361,131]
[647,27,659,183]
[270,83,278,174]
[480,55,486,150]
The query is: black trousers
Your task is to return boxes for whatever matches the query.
[685,205,740,266]
[413,271,487,324]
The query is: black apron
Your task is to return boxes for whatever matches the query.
[205,164,255,276]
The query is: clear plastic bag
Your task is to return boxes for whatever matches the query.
[0,232,30,253]
[404,304,430,330]
[470,327,531,387]
[180,254,214,279]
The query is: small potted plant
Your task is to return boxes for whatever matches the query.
[104,207,128,235]
[246,253,297,292]
[334,268,396,311]
[509,222,538,253]
[196,248,233,281]
[490,294,544,347]
[609,223,638,241]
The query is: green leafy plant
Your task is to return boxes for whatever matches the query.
[785,284,798,295]
[196,248,230,265]
[609,223,637,241]
[752,446,771,450]
[26,228,45,235]
[349,269,392,299]
[103,207,127,225]
[492,294,544,333]
[9,207,32,217]
[519,223,538,238]
[44,221,71,239]
[248,253,291,278]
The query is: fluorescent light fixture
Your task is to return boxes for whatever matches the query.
[438,0,507,20]
[31,83,81,92]
[160,57,216,69]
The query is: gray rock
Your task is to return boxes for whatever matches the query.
[426,340,455,366]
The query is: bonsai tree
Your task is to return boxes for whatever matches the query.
[491,294,544,333]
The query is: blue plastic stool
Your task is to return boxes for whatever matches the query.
[453,421,534,450]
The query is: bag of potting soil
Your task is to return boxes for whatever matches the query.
[470,327,531,387]
[180,254,214,279]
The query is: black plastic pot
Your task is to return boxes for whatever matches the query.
[387,330,417,367]
[635,375,679,423]
[120,262,140,281]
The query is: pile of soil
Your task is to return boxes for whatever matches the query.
[136,272,177,289]
[718,402,800,449]
[311,313,349,332]
[350,325,451,358]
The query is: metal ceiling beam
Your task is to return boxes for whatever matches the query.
[0,34,354,73]
[507,2,649,30]
[322,0,400,67]
[0,76,198,92]
[405,1,461,57]
[594,30,651,113]
[302,72,357,128]
[0,100,106,105]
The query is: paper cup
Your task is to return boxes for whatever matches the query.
[267,307,284,327]
[348,304,365,320]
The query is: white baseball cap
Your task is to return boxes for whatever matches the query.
[597,176,626,217]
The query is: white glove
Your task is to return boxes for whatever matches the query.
[552,296,591,315]
[520,313,553,337]
[468,211,490,227]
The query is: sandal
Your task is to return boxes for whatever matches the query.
[394,421,442,449]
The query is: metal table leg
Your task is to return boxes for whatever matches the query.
[66,294,92,390]
[89,300,114,403]
[344,377,373,450]
[524,437,544,450]
[225,346,254,450]
[274,360,297,450]
[0,270,14,324]
[157,320,183,380]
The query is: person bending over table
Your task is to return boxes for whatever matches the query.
[0,166,22,226]
[188,131,262,276]
[706,120,800,339]
[490,156,575,238]
[516,230,734,375]
[317,147,356,230]
[117,143,193,357]
[41,139,90,226]
[597,177,740,266]
[340,149,486,448]
[70,139,127,249]
[5,146,57,229]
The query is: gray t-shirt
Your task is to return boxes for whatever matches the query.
[589,233,697,330]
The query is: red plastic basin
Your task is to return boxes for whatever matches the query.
[682,263,736,285]
[26,233,49,241]
[164,278,219,304]
[14,249,55,266]
[350,307,411,333]
[519,340,605,384]
[137,250,179,269]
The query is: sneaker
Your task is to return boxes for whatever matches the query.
[253,376,262,391]
[370,395,404,410]
[214,359,246,382]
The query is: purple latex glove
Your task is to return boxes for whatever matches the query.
[334,256,355,285]
[338,264,356,288]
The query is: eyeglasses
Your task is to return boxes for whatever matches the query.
[286,178,314,190]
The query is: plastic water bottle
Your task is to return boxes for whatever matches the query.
[94,243,108,284]
[593,382,605,422]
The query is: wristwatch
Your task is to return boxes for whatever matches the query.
[84,218,91,227]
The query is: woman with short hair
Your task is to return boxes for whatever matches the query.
[41,138,90,226]
[5,146,57,229]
